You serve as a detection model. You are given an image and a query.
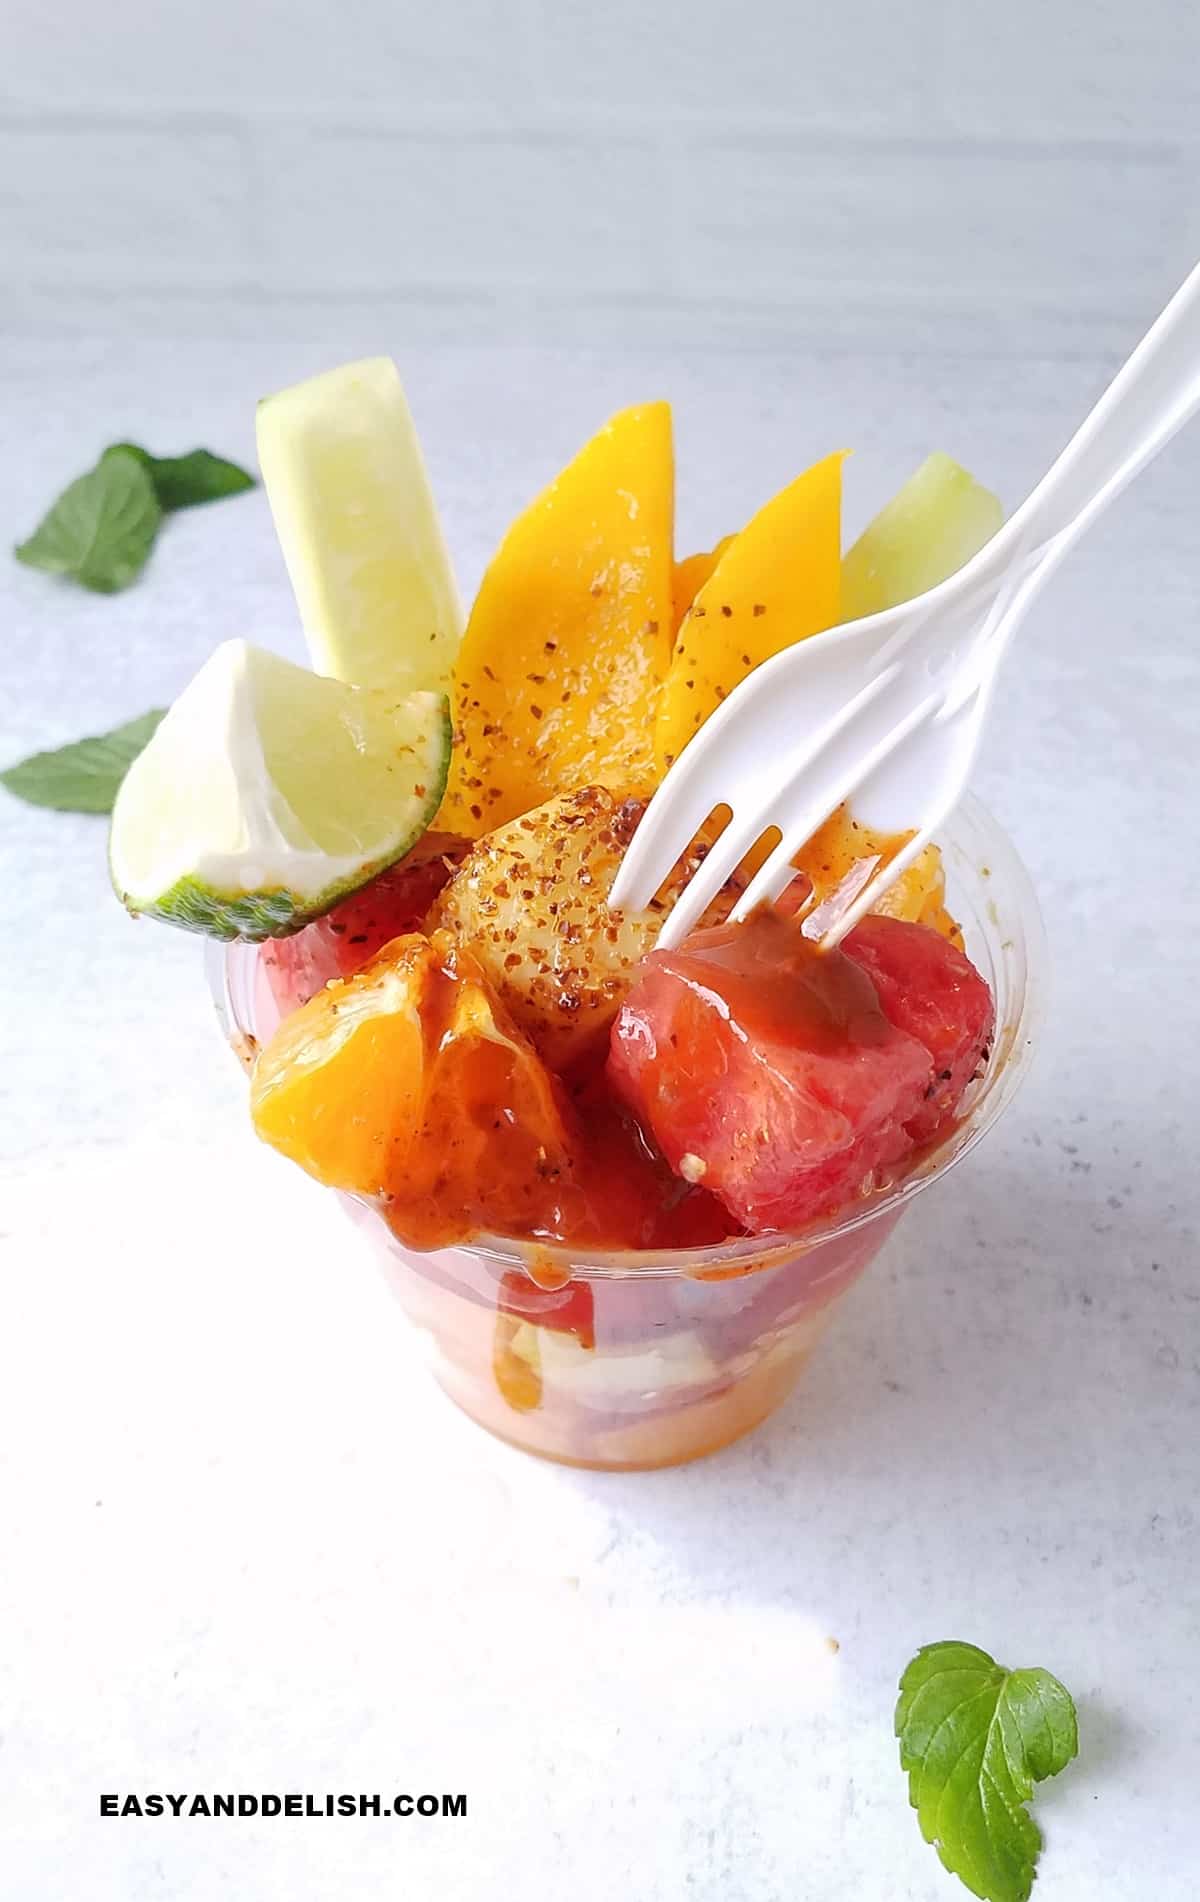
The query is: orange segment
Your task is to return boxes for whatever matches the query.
[391,945,576,1247]
[655,451,845,772]
[250,929,576,1248]
[250,933,432,1194]
[438,403,674,836]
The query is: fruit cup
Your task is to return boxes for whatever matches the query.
[207,795,1044,1471]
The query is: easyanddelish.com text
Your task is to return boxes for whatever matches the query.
[100,1792,467,1819]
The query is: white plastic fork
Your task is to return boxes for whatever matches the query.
[610,258,1200,951]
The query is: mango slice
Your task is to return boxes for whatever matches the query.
[654,451,844,773]
[434,785,744,1070]
[438,404,674,836]
[671,535,734,633]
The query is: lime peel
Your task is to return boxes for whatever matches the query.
[109,639,451,941]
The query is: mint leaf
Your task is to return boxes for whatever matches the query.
[15,450,161,593]
[896,1641,1078,1902]
[104,442,255,510]
[1,710,165,813]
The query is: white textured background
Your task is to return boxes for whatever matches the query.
[3,0,1199,352]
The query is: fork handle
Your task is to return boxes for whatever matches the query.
[948,367,1200,710]
[969,257,1200,589]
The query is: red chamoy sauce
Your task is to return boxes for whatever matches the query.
[380,908,992,1253]
[376,934,737,1256]
[549,1053,741,1251]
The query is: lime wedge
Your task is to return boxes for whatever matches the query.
[841,452,1002,621]
[109,640,451,940]
[256,357,464,695]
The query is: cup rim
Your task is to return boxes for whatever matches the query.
[208,792,1047,1283]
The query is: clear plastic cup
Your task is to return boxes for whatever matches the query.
[207,794,1044,1471]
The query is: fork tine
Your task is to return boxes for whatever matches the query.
[612,659,905,916]
[731,690,943,923]
[648,665,909,945]
[607,768,724,914]
[817,826,935,950]
[731,812,837,924]
[607,689,749,910]
[653,812,757,950]
[819,672,998,947]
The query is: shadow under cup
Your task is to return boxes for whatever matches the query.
[208,795,1045,1472]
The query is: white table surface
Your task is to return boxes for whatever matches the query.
[2,329,1198,1900]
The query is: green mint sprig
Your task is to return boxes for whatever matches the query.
[15,448,161,594]
[1,710,164,814]
[103,443,256,511]
[14,441,255,594]
[896,1641,1078,1902]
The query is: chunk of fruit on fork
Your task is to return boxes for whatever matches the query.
[438,403,675,837]
[608,908,993,1234]
[433,786,743,1070]
[251,930,575,1247]
[262,832,467,1015]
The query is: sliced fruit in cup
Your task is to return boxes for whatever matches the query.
[837,913,995,1142]
[108,638,451,940]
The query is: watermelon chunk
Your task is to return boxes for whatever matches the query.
[842,914,994,1143]
[608,909,994,1235]
[261,833,466,1015]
